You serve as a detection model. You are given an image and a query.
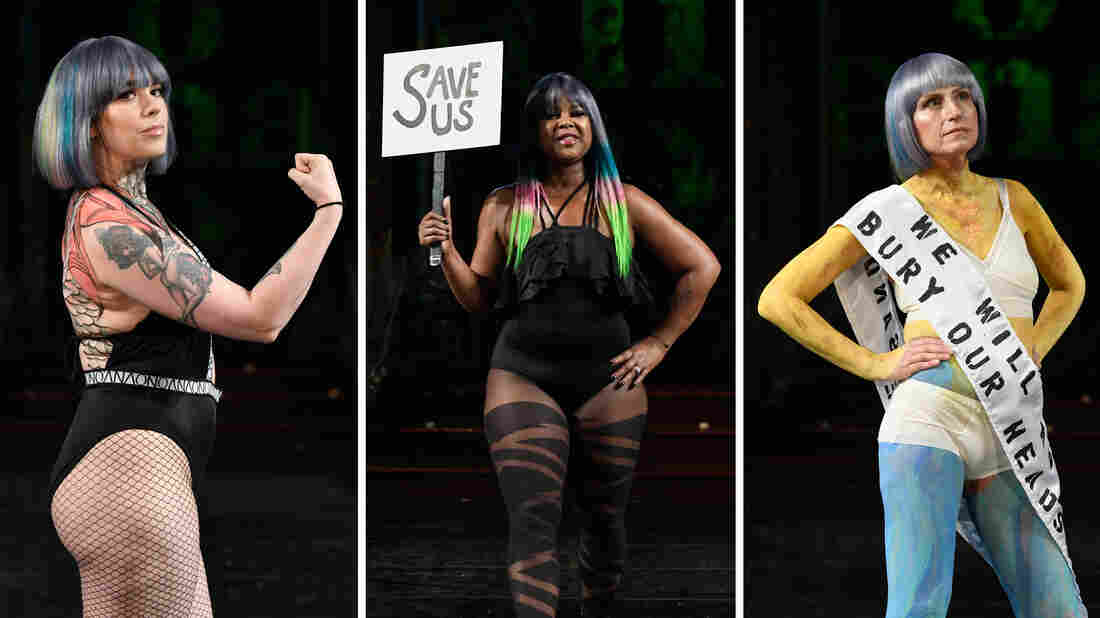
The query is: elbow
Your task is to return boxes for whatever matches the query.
[757,293,774,323]
[256,326,282,344]
[249,314,284,343]
[462,285,495,315]
[702,259,721,287]
[683,260,721,295]
[757,283,783,325]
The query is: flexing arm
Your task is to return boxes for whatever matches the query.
[757,225,950,381]
[88,154,342,343]
[1009,180,1086,365]
[420,189,508,313]
[626,185,721,347]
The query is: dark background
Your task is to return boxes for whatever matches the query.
[746,2,1100,615]
[366,0,732,411]
[8,3,356,615]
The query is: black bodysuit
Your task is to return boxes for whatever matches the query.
[49,186,220,503]
[490,183,652,411]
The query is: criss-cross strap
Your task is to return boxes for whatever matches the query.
[542,179,589,228]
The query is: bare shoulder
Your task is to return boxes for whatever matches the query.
[623,183,678,238]
[75,187,128,222]
[482,184,515,231]
[1002,177,1038,207]
[1001,177,1047,232]
[484,184,515,210]
[623,183,665,215]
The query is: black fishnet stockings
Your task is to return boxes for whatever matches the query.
[51,429,212,617]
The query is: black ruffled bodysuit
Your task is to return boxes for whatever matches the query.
[49,186,220,503]
[491,183,652,411]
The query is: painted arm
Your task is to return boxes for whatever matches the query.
[757,225,950,381]
[625,184,721,347]
[1009,179,1086,365]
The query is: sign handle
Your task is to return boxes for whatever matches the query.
[429,151,446,267]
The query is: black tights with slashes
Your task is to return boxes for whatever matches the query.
[484,368,647,617]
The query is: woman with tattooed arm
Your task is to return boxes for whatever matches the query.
[33,36,342,616]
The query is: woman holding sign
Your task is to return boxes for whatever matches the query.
[758,53,1086,616]
[34,36,343,615]
[418,72,720,617]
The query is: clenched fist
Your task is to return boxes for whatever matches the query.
[287,153,342,206]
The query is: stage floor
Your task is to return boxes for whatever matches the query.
[367,481,733,617]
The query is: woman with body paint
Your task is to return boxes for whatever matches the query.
[758,53,1086,617]
[34,36,343,616]
[418,72,721,617]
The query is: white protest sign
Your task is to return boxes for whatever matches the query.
[381,41,503,157]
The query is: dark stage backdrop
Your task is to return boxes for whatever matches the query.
[366,0,733,416]
[746,3,1100,614]
[8,4,356,615]
[746,2,1100,441]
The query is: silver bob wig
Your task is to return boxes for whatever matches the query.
[33,36,176,190]
[884,53,987,182]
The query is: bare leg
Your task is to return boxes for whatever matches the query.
[485,369,570,617]
[51,429,213,617]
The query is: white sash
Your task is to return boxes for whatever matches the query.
[832,184,1075,578]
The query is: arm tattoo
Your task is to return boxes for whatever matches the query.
[95,224,213,327]
[96,225,157,274]
[167,253,214,326]
[258,238,298,285]
[259,261,282,283]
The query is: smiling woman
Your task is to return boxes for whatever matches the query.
[417,72,721,618]
[33,35,345,617]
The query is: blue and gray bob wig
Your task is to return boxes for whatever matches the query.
[885,52,986,182]
[33,36,176,190]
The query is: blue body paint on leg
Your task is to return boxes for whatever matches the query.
[965,471,1087,617]
[879,442,964,618]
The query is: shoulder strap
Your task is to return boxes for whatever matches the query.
[997,178,1010,213]
[583,182,596,229]
[537,195,550,231]
[546,179,588,226]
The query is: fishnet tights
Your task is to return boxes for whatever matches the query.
[51,429,213,617]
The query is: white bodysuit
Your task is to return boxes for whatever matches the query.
[878,179,1040,479]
